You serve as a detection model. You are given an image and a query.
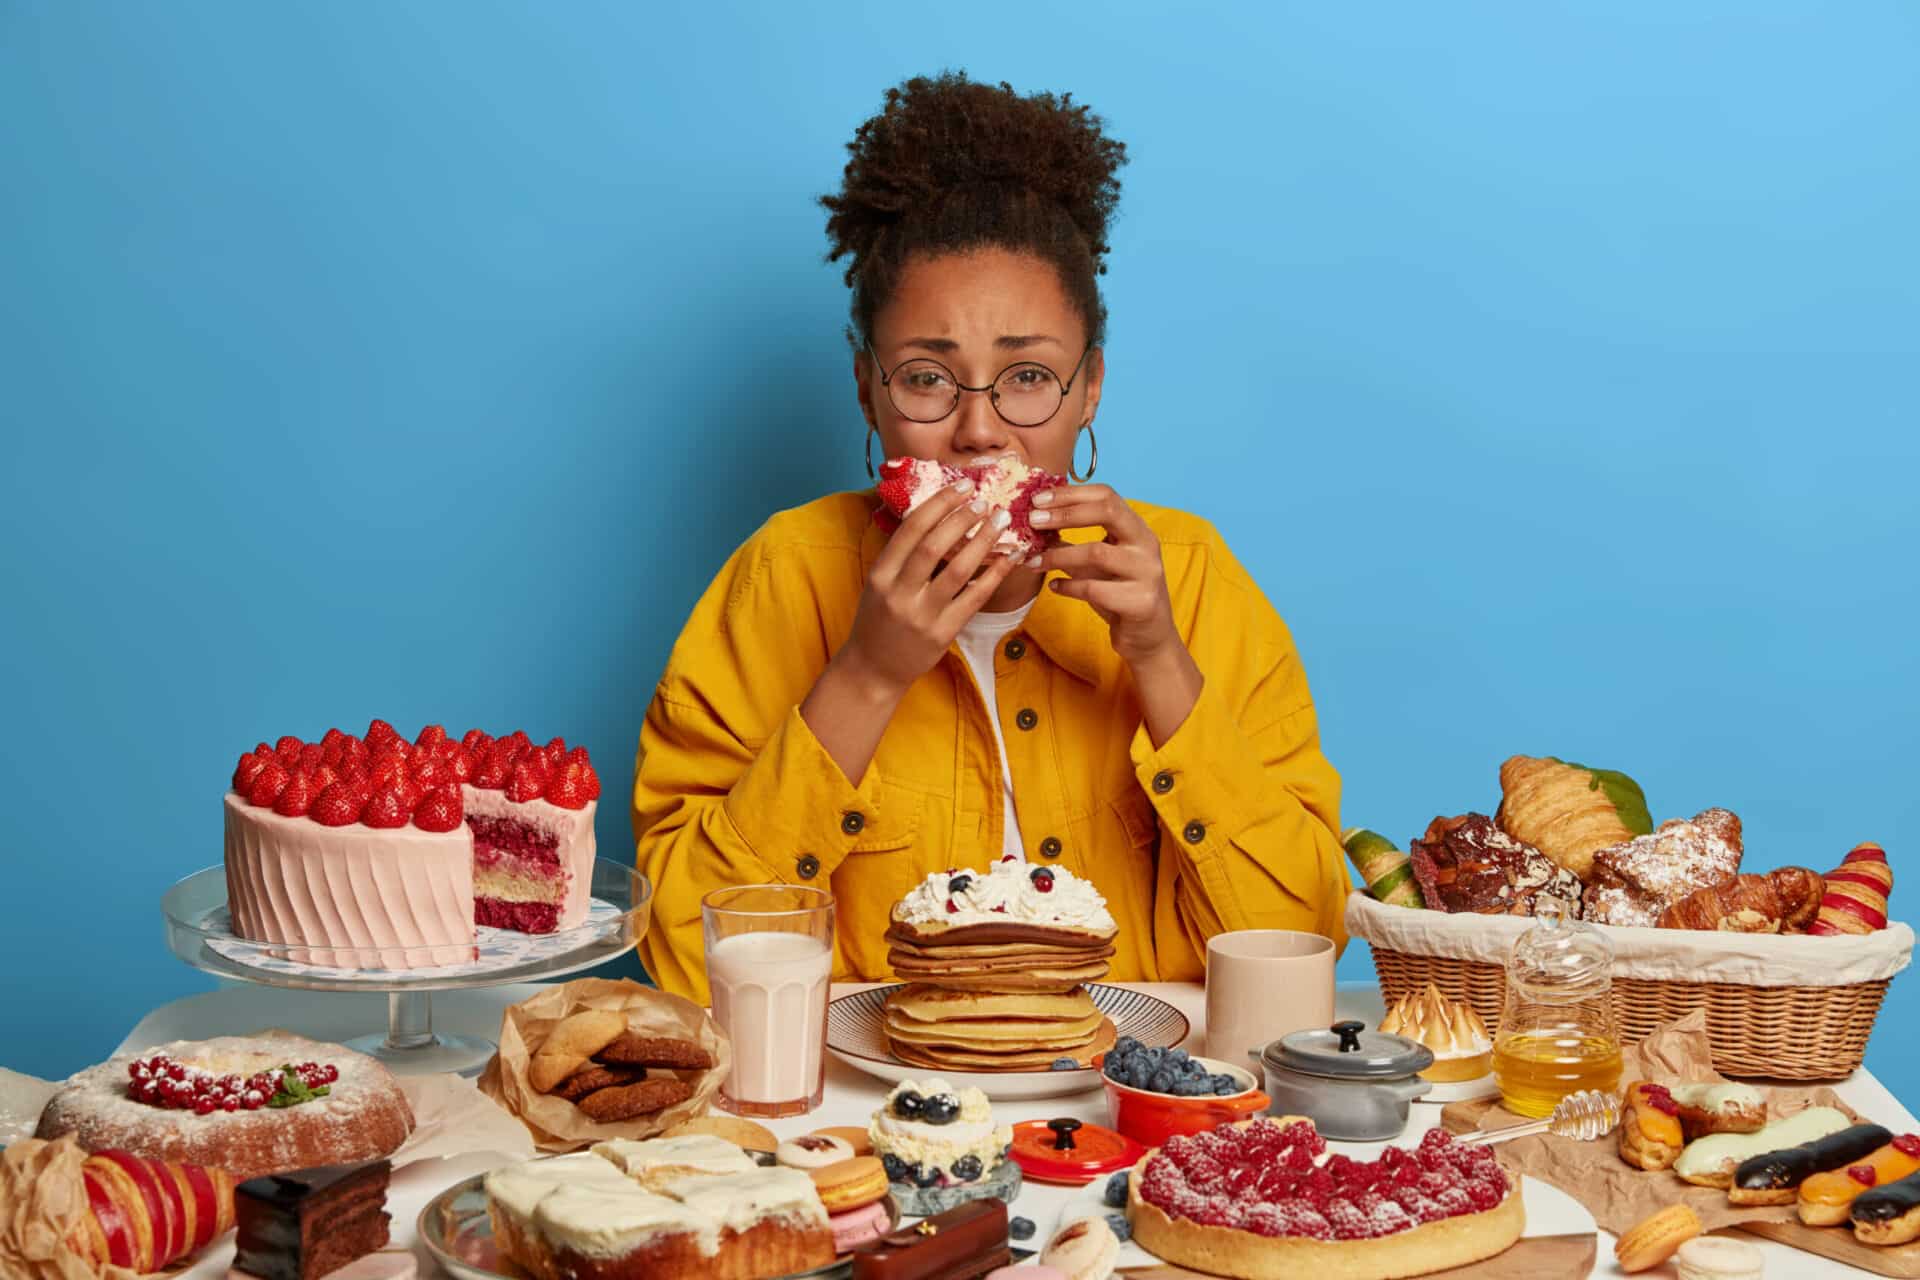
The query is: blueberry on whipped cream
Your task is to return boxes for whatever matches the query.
[868,1077,1011,1188]
[896,858,1117,933]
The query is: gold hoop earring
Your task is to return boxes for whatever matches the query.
[865,426,877,480]
[1070,426,1097,483]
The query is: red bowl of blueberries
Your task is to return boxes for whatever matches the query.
[1094,1038,1270,1148]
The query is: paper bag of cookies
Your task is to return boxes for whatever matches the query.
[478,977,730,1152]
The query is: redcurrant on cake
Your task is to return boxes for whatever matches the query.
[1126,1119,1525,1280]
[35,1033,414,1183]
[874,455,1068,558]
[224,720,600,968]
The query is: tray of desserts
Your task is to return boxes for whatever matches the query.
[827,859,1190,1099]
[419,1133,904,1280]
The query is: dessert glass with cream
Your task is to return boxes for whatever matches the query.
[703,885,835,1117]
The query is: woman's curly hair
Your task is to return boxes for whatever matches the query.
[822,71,1127,347]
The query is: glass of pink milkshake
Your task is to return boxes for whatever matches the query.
[702,884,835,1117]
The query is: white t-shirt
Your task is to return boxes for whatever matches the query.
[955,601,1035,863]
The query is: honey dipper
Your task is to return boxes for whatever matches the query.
[1455,1089,1621,1146]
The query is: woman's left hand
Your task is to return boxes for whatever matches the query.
[1030,484,1184,668]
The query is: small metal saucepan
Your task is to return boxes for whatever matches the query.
[1251,1019,1434,1141]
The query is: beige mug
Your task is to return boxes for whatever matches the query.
[1205,930,1337,1062]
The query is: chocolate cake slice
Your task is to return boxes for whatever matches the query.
[233,1159,391,1280]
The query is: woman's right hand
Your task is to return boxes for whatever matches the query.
[836,478,1022,696]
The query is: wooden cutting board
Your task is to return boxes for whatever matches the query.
[1440,1095,1920,1278]
[1117,1234,1596,1280]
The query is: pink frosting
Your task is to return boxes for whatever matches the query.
[224,794,474,968]
[828,1200,891,1253]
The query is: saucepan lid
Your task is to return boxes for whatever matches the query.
[1260,1019,1433,1080]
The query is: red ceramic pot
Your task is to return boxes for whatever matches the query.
[1093,1053,1271,1148]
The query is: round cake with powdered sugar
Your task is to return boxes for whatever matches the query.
[36,1033,413,1181]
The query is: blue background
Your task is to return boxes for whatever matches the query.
[3,2,1915,1095]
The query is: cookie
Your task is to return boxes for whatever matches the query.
[529,1009,629,1093]
[548,1063,646,1102]
[810,1126,874,1157]
[810,1155,889,1213]
[777,1133,856,1169]
[662,1115,780,1152]
[575,1076,693,1122]
[594,1032,715,1070]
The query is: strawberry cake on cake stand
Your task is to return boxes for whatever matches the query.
[162,719,653,1077]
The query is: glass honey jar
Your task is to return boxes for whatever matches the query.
[1492,897,1622,1118]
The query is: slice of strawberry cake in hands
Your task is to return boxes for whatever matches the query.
[874,455,1069,558]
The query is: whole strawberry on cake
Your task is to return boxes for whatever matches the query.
[874,455,1068,558]
[224,719,601,968]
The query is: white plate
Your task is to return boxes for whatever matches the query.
[1047,1162,1596,1265]
[826,984,1189,1101]
[1418,1073,1501,1104]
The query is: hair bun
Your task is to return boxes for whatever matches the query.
[822,71,1127,343]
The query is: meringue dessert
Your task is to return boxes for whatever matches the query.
[1379,984,1493,1083]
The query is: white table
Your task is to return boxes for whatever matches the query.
[117,981,1917,1278]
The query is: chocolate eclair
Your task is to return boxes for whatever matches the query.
[1854,1166,1920,1246]
[852,1198,1009,1280]
[1730,1123,1891,1206]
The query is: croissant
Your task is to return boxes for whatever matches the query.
[67,1148,238,1273]
[1496,756,1654,881]
[1656,868,1825,933]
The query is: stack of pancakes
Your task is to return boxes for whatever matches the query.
[883,902,1119,1071]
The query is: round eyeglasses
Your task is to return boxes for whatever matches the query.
[867,341,1093,428]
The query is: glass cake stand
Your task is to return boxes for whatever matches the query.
[160,859,652,1076]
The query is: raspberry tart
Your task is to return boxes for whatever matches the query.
[874,455,1068,558]
[35,1033,414,1183]
[1126,1119,1524,1280]
[223,720,600,967]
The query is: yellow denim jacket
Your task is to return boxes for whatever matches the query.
[632,492,1349,1002]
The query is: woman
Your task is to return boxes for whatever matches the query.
[634,73,1347,1001]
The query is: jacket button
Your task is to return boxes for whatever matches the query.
[1039,836,1063,859]
[1182,820,1207,845]
[1151,770,1175,794]
[1004,637,1026,661]
[796,854,821,879]
[841,811,866,836]
[1014,708,1039,731]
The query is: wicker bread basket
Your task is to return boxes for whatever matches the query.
[1346,894,1912,1079]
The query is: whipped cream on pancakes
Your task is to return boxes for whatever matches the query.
[898,858,1115,933]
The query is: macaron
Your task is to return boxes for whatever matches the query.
[778,1133,857,1170]
[1040,1216,1120,1280]
[810,1155,889,1213]
[811,1125,875,1157]
[1674,1236,1765,1280]
[1613,1203,1702,1272]
[662,1115,779,1153]
[828,1198,892,1254]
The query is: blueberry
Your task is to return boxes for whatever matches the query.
[1168,1049,1190,1066]
[913,1163,943,1188]
[1114,1036,1142,1057]
[893,1090,925,1119]
[948,874,973,895]
[1148,1069,1175,1094]
[951,1155,983,1181]
[1050,1057,1080,1071]
[1104,1170,1130,1208]
[1009,1216,1037,1241]
[920,1093,960,1124]
[881,1153,909,1181]
[1105,1213,1133,1243]
[1212,1075,1240,1095]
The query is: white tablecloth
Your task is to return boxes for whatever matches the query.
[117,981,1918,1278]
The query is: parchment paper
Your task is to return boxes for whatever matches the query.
[1447,1011,1859,1234]
[476,977,730,1152]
